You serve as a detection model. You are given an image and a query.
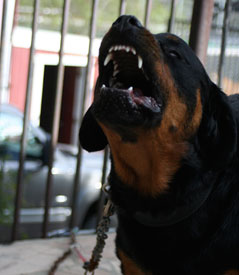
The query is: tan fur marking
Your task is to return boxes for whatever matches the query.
[190,90,203,132]
[166,34,180,41]
[118,249,151,275]
[99,62,202,196]
[101,123,188,196]
[224,270,239,275]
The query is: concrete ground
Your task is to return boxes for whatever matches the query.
[0,232,121,275]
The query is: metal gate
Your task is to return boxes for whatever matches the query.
[0,0,237,242]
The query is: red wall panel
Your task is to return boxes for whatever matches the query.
[9,46,29,111]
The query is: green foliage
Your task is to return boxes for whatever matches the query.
[17,0,190,37]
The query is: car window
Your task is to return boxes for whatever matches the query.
[0,111,43,160]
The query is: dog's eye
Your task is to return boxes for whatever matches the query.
[168,50,181,59]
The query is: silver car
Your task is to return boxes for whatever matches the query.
[0,104,105,242]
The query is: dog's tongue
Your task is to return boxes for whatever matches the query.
[131,88,161,112]
[133,88,144,97]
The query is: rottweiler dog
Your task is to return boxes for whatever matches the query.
[80,15,239,275]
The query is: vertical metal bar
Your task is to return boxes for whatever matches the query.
[0,0,7,104]
[189,0,215,65]
[12,0,20,31]
[95,0,133,231]
[0,0,3,38]
[96,146,109,226]
[94,0,129,230]
[42,0,71,238]
[0,0,16,104]
[69,0,99,229]
[218,0,231,87]
[144,0,152,28]
[167,0,176,33]
[11,0,40,242]
[119,0,126,16]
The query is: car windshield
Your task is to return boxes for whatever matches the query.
[0,109,43,160]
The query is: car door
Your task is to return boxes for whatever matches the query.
[0,109,47,219]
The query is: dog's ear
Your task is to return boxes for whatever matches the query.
[79,106,108,152]
[198,82,237,169]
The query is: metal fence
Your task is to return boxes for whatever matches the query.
[0,0,237,243]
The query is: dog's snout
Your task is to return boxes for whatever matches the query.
[112,15,143,32]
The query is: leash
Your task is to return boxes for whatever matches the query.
[48,229,87,275]
[83,183,115,274]
[48,182,114,275]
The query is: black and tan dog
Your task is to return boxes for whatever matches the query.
[80,15,239,275]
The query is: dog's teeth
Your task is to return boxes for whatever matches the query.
[101,84,106,89]
[109,46,114,53]
[131,47,136,55]
[113,70,120,77]
[128,86,133,91]
[138,55,143,69]
[114,63,118,70]
[104,53,113,66]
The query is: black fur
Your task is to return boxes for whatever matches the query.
[80,15,239,275]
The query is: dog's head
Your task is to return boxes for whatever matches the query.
[80,15,237,192]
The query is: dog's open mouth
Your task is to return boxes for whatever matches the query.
[97,43,161,114]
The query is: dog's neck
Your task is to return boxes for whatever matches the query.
[108,158,216,228]
[100,124,188,196]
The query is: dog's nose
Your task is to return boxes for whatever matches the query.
[112,15,143,32]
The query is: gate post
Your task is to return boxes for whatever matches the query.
[189,0,215,65]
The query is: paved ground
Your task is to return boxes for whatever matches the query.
[0,232,121,275]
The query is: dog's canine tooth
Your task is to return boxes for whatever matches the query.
[101,84,106,89]
[104,53,113,66]
[138,55,143,69]
[128,86,133,91]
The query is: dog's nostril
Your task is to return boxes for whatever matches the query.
[128,16,142,28]
[112,15,143,30]
[112,17,122,26]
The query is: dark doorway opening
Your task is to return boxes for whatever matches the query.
[40,65,86,145]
